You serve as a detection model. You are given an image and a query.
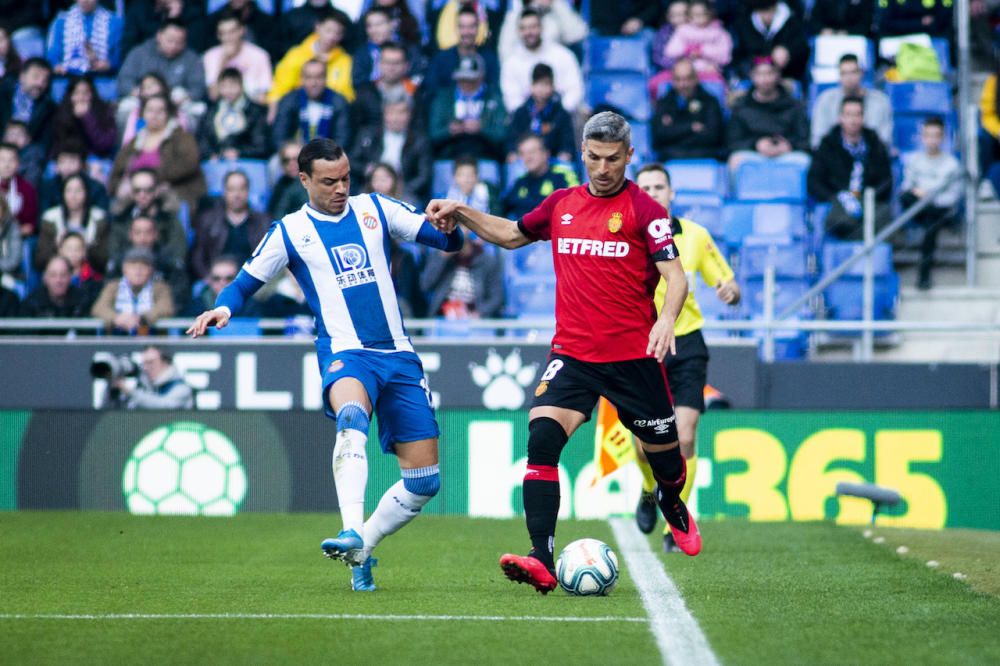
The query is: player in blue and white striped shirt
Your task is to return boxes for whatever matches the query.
[187,139,463,591]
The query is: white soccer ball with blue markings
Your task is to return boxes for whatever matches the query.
[556,538,619,596]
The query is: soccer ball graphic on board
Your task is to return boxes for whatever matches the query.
[122,422,248,516]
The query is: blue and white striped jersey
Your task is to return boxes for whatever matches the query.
[218,194,462,354]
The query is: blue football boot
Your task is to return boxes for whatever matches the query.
[351,556,377,592]
[321,528,365,565]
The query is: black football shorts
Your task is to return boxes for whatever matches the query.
[665,329,709,413]
[531,352,678,444]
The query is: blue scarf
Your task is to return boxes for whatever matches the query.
[11,85,33,123]
[62,4,112,74]
[297,89,336,142]
[842,133,868,193]
[529,96,559,134]
[454,84,486,120]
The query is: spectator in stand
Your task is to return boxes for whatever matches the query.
[809,0,875,36]
[0,58,55,156]
[732,0,810,81]
[117,72,192,145]
[350,93,431,201]
[202,9,273,104]
[371,0,423,48]
[506,64,575,164]
[652,58,725,161]
[121,0,204,58]
[21,254,94,317]
[278,1,356,57]
[900,116,962,290]
[807,97,892,240]
[2,121,43,187]
[198,68,270,160]
[423,7,500,107]
[500,9,584,114]
[117,20,208,110]
[726,57,810,172]
[190,170,270,279]
[498,0,588,62]
[107,168,187,262]
[272,59,352,148]
[39,145,109,213]
[352,42,420,134]
[50,76,117,159]
[879,0,953,37]
[269,141,309,218]
[109,94,206,213]
[183,254,248,316]
[192,0,277,58]
[35,173,109,272]
[0,142,39,237]
[269,10,356,110]
[106,214,188,309]
[91,246,175,334]
[45,0,123,75]
[653,2,690,72]
[57,230,103,305]
[0,196,23,286]
[446,156,498,214]
[502,133,578,220]
[362,162,426,317]
[431,0,503,51]
[664,0,731,83]
[352,7,423,90]
[420,232,504,320]
[0,25,23,86]
[811,54,892,150]
[590,0,664,36]
[430,54,507,161]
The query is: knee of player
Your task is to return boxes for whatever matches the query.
[526,416,569,467]
[402,464,441,497]
[336,401,370,434]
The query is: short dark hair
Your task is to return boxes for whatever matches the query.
[453,155,478,173]
[298,138,345,176]
[636,163,672,187]
[531,63,554,84]
[22,56,52,74]
[517,133,546,151]
[140,92,176,118]
[315,8,349,29]
[218,67,243,84]
[144,344,172,365]
[923,115,945,130]
[223,170,249,188]
[0,142,19,156]
[520,8,541,21]
[130,215,157,230]
[749,0,778,10]
[216,8,244,26]
[56,144,88,161]
[131,168,159,183]
[839,54,860,67]
[380,41,408,59]
[841,95,864,110]
[159,18,187,32]
[364,6,392,22]
[457,6,479,21]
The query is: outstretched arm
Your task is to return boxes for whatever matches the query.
[426,199,534,250]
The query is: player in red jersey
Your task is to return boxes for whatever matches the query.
[427,112,700,594]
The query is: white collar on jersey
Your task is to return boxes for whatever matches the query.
[303,202,350,223]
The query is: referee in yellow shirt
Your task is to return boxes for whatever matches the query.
[634,163,740,552]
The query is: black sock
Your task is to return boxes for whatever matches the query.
[523,465,560,570]
[645,446,685,504]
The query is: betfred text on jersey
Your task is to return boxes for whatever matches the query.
[556,237,630,257]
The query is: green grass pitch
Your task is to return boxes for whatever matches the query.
[1,512,998,665]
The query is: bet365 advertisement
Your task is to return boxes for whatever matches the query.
[1,410,997,530]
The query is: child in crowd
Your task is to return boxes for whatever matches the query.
[664,0,732,82]
[445,156,496,214]
[652,1,690,71]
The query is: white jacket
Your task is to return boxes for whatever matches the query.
[501,38,584,113]
[497,0,588,62]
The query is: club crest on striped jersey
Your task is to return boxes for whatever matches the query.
[330,243,377,288]
[361,212,379,230]
[608,212,623,233]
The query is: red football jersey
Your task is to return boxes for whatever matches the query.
[518,181,679,363]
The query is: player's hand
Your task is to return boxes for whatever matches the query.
[715,279,739,305]
[186,308,230,338]
[425,199,460,233]
[646,317,677,363]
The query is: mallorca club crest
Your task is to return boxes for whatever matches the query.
[361,212,379,230]
[608,212,623,233]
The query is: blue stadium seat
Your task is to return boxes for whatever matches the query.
[931,37,951,73]
[665,159,726,195]
[738,238,808,279]
[50,76,118,103]
[202,159,271,210]
[740,275,813,318]
[886,81,952,115]
[506,241,553,276]
[821,241,898,320]
[734,161,809,202]
[507,274,556,317]
[12,30,44,59]
[630,121,653,163]
[584,36,650,74]
[588,72,651,122]
[723,202,808,246]
[432,159,501,198]
[821,240,893,276]
[893,114,955,154]
[807,81,839,115]
[671,193,724,238]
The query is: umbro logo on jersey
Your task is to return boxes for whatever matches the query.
[560,213,573,225]
[557,237,630,257]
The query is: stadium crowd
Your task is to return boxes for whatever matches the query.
[0,0,975,332]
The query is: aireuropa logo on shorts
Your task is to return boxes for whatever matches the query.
[633,416,676,434]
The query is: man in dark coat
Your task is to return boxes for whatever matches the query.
[349,94,432,202]
[652,59,726,161]
[272,59,352,149]
[190,170,270,280]
[732,0,810,80]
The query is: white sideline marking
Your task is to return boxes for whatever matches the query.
[609,518,720,666]
[0,613,645,623]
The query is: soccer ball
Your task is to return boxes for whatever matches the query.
[556,538,620,596]
[122,421,248,516]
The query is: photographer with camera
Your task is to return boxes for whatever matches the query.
[93,345,194,409]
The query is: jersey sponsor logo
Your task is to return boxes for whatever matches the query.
[608,211,623,233]
[330,243,377,289]
[647,218,672,240]
[633,415,676,435]
[556,237,630,258]
[327,360,344,374]
[361,212,379,230]
[561,213,573,225]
